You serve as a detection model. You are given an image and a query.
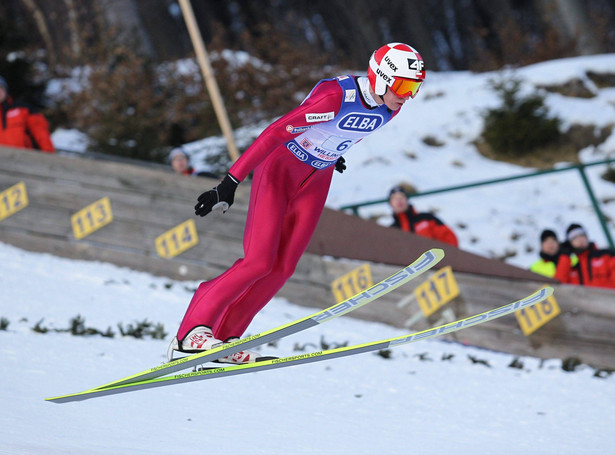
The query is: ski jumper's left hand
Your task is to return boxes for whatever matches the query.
[194,173,240,216]
[335,157,346,173]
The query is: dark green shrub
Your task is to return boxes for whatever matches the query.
[602,164,615,183]
[482,76,561,157]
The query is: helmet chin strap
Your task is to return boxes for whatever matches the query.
[368,84,386,105]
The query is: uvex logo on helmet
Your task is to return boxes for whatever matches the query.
[368,42,425,98]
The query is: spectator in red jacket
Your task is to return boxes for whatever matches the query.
[0,75,54,152]
[555,223,615,289]
[388,185,459,247]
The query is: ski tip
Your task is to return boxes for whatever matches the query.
[429,248,445,260]
[45,394,77,404]
[541,286,554,298]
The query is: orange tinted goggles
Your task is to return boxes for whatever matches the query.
[390,78,423,98]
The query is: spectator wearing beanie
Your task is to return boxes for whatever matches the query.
[169,147,217,179]
[0,75,54,152]
[555,223,615,289]
[530,229,561,278]
[388,185,458,247]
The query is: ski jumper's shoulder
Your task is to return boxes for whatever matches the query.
[229,78,345,181]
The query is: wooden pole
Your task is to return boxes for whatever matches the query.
[178,0,240,162]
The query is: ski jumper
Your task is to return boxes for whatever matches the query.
[178,76,397,341]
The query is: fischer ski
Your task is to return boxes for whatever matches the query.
[46,286,552,403]
[49,248,444,397]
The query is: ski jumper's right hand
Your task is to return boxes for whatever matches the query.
[194,173,240,216]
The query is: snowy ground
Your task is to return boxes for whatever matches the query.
[1,242,613,455]
[51,53,615,269]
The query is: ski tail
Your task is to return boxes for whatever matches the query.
[83,248,444,391]
[46,286,553,403]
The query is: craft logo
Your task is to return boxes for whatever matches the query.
[338,113,383,132]
[305,112,334,123]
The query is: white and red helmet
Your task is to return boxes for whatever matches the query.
[368,42,425,98]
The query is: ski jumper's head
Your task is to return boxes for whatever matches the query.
[368,43,425,109]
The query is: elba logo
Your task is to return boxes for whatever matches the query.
[287,142,308,161]
[338,113,383,132]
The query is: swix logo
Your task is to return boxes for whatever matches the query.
[338,113,383,132]
[287,142,308,161]
[384,55,398,72]
[376,67,392,84]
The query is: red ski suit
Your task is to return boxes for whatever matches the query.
[178,77,398,341]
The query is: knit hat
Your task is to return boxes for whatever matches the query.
[540,229,557,243]
[0,76,7,91]
[169,147,189,161]
[388,185,408,199]
[566,223,587,242]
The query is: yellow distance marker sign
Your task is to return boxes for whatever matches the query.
[0,181,29,222]
[155,219,199,258]
[515,290,561,336]
[414,265,460,317]
[331,263,373,303]
[71,197,113,240]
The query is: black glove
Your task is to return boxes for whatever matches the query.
[335,156,346,174]
[194,173,240,216]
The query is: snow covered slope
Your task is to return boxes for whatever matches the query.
[1,242,614,455]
